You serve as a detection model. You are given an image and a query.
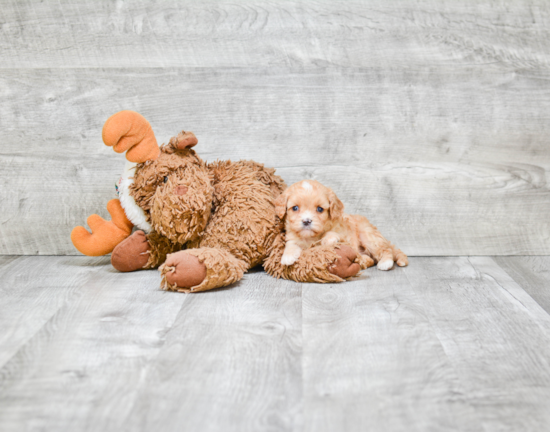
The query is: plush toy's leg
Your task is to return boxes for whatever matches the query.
[111,230,182,272]
[111,231,150,272]
[264,233,361,283]
[142,231,184,269]
[159,248,248,293]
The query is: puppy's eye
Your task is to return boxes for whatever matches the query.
[163,176,168,183]
[317,207,324,213]
[292,206,299,212]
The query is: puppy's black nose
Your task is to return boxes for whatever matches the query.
[302,218,312,226]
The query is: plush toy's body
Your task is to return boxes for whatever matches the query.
[71,111,361,292]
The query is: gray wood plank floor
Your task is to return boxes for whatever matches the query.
[1,256,550,432]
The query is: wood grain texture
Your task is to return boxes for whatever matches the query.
[301,266,482,432]
[124,269,303,432]
[403,257,550,432]
[0,256,109,368]
[0,258,186,431]
[3,256,550,431]
[0,263,303,432]
[1,0,549,69]
[494,256,550,314]
[2,66,550,255]
[1,0,550,255]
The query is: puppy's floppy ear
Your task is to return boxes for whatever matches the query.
[328,189,344,220]
[274,189,290,219]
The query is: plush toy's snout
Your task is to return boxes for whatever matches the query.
[175,186,188,196]
[149,165,213,245]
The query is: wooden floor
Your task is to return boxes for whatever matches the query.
[1,256,550,432]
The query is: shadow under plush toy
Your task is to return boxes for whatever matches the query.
[71,110,361,292]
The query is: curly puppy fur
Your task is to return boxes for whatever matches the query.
[276,180,408,271]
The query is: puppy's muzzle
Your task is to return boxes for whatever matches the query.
[302,218,312,227]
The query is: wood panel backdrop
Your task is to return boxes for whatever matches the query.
[1,0,549,256]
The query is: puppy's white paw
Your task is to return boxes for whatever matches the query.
[321,232,340,246]
[321,237,338,246]
[281,252,300,266]
[377,259,394,271]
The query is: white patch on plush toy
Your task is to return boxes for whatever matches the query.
[116,160,152,233]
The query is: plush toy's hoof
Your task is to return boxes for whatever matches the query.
[328,245,361,279]
[161,251,207,291]
[111,231,150,272]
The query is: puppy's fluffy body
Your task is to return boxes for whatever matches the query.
[275,180,408,271]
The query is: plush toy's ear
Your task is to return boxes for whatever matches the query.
[170,131,198,150]
[102,110,160,163]
[328,189,344,220]
[274,189,290,219]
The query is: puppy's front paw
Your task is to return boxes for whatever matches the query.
[281,251,300,266]
[321,237,338,246]
[377,259,394,271]
[321,231,340,246]
[357,254,375,270]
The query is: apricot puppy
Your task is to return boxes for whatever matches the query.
[275,180,408,271]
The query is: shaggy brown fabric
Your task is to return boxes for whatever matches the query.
[144,230,184,269]
[130,148,213,245]
[134,151,360,288]
[193,160,282,268]
[263,229,361,283]
[240,160,287,199]
[78,111,361,292]
[160,248,247,293]
[125,140,293,290]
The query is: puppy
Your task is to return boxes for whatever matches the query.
[275,180,408,271]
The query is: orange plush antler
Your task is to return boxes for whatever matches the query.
[71,199,133,256]
[102,110,160,162]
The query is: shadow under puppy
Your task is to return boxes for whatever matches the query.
[275,180,408,271]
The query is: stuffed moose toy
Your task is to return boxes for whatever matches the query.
[71,110,362,292]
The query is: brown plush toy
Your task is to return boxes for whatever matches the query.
[71,110,361,292]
